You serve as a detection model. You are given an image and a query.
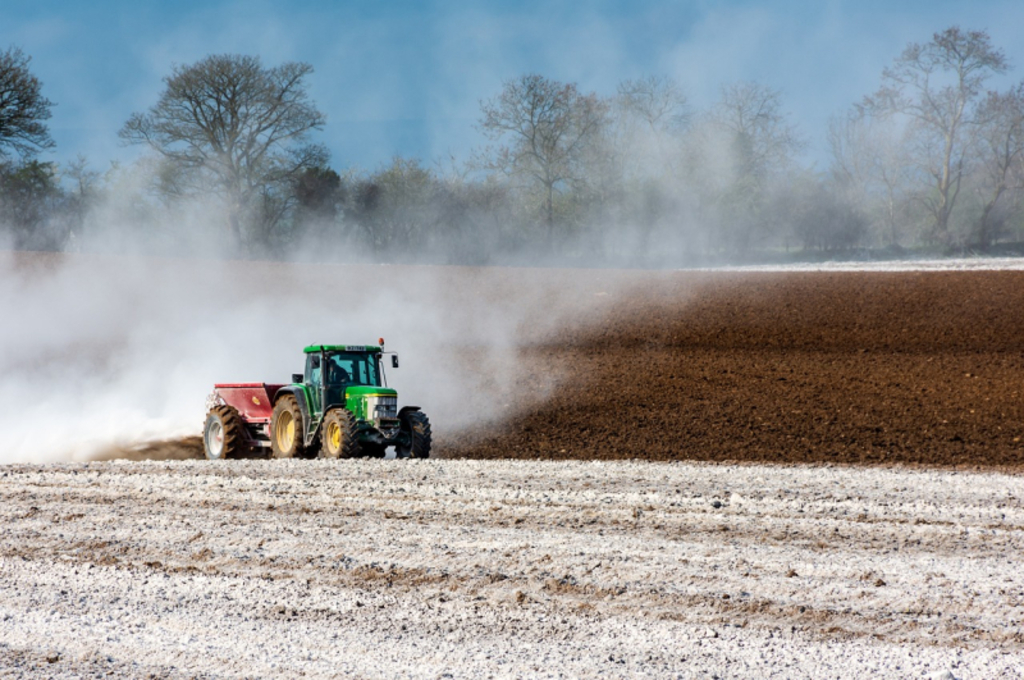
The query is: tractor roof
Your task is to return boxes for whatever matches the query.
[303,344,382,354]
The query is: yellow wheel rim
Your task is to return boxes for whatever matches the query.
[277,411,295,451]
[327,421,341,453]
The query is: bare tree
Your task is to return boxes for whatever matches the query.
[617,76,689,135]
[478,74,609,240]
[714,81,803,183]
[120,54,326,252]
[828,111,917,248]
[611,76,689,179]
[697,81,803,252]
[972,81,1024,248]
[860,27,1008,245]
[0,47,54,158]
[584,77,691,263]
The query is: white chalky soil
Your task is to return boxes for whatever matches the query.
[0,458,1022,678]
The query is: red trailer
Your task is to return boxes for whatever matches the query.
[204,383,285,458]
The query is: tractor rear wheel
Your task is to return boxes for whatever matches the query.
[396,410,432,459]
[271,395,305,459]
[203,405,248,460]
[320,408,358,459]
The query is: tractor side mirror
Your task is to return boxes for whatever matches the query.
[291,373,303,384]
[391,355,399,368]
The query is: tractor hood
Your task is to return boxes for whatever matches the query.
[345,385,399,425]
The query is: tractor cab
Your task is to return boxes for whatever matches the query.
[304,347,384,414]
[305,348,383,388]
[301,345,393,419]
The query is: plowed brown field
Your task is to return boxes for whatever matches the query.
[448,270,1024,468]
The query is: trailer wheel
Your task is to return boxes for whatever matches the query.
[320,408,358,459]
[203,405,247,460]
[271,395,305,459]
[396,410,432,459]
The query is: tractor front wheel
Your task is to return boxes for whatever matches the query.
[396,410,432,459]
[271,395,305,459]
[203,405,248,460]
[320,408,358,459]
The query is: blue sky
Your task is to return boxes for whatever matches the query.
[5,0,1024,174]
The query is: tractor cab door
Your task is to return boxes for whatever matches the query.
[323,353,353,409]
[305,353,324,418]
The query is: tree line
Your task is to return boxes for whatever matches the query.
[1,26,1022,265]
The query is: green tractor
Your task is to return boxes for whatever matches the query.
[202,342,431,460]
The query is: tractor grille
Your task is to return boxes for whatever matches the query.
[368,395,398,421]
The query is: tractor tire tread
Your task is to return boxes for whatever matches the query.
[399,410,432,459]
[271,394,306,459]
[320,408,359,459]
[204,405,249,460]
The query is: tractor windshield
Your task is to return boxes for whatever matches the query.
[324,352,381,387]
